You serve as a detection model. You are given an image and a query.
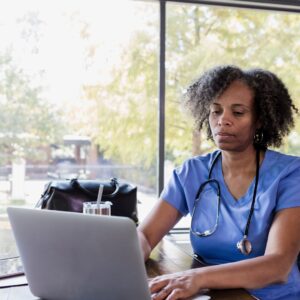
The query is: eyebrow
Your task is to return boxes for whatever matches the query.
[211,103,251,110]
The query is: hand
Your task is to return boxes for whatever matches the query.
[149,269,202,300]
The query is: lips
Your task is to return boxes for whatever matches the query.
[215,131,234,137]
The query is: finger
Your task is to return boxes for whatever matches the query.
[152,286,172,300]
[149,278,169,293]
[166,288,185,300]
[149,274,168,283]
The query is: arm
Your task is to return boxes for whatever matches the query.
[195,207,300,289]
[150,207,300,300]
[137,199,183,261]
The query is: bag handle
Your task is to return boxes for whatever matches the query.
[35,181,53,208]
[71,177,120,199]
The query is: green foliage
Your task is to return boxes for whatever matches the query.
[4,3,300,173]
[0,52,65,164]
[164,5,300,164]
[84,29,159,169]
[79,4,300,170]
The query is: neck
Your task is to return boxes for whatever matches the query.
[221,147,263,176]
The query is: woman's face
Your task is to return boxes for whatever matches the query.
[208,80,259,152]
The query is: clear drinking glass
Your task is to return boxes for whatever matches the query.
[83,201,112,216]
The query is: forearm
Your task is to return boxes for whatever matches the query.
[137,200,183,261]
[195,254,290,290]
[137,229,152,261]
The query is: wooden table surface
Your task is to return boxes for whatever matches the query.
[0,237,254,300]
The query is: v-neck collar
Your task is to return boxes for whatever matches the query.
[214,150,269,207]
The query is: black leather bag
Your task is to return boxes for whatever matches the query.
[36,178,138,224]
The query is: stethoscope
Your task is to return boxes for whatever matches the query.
[191,149,260,255]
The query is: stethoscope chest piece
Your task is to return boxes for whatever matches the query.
[237,236,252,255]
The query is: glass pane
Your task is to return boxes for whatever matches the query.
[165,3,300,228]
[0,0,158,259]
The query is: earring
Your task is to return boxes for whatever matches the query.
[254,129,263,146]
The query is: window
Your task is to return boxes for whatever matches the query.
[0,0,158,259]
[165,2,300,227]
[1,0,300,259]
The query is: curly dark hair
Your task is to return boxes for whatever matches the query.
[183,65,298,149]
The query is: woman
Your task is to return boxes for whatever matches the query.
[138,65,300,300]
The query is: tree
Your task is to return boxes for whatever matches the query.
[0,51,65,164]
[164,5,300,162]
[74,3,300,172]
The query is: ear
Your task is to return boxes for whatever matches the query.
[255,118,262,130]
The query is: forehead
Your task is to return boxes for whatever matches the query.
[213,80,254,107]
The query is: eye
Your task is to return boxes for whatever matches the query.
[233,111,244,116]
[210,110,221,115]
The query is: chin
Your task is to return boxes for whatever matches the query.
[217,143,255,153]
[215,141,236,151]
[218,145,238,152]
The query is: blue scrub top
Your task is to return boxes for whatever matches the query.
[161,149,300,300]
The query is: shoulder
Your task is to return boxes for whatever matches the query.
[175,150,220,177]
[262,150,300,201]
[266,149,300,163]
[264,150,300,176]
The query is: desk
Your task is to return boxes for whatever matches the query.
[0,238,254,300]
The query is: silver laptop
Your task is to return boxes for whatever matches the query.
[7,207,151,300]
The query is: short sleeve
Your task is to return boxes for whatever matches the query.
[160,168,189,216]
[276,159,300,212]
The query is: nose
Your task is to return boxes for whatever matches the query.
[217,112,232,126]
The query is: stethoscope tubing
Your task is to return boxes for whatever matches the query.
[191,149,260,255]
